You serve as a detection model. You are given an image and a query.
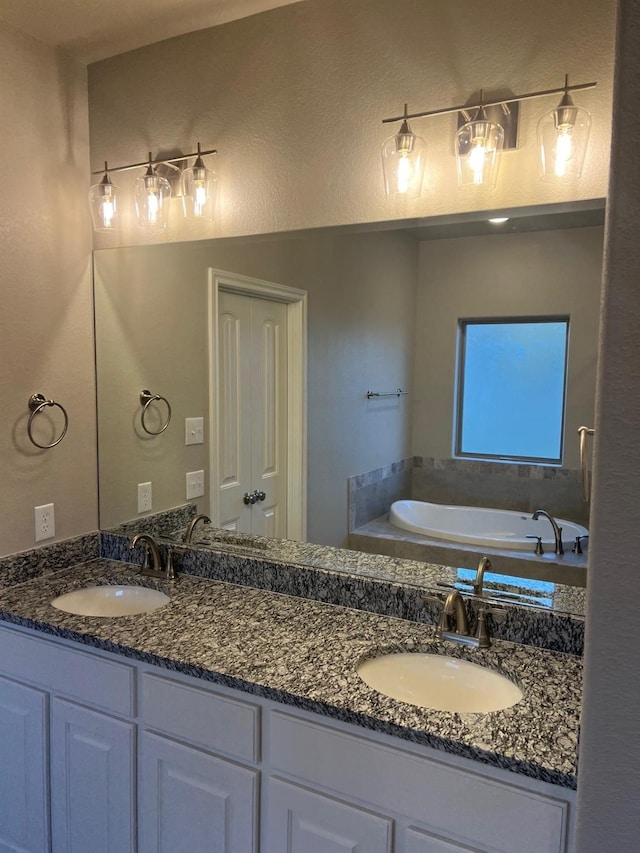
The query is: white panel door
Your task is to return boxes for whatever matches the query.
[405,825,487,852]
[266,777,393,853]
[50,698,135,853]
[139,730,258,853]
[218,290,288,536]
[0,676,48,853]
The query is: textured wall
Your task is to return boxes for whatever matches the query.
[575,0,640,848]
[88,0,616,249]
[0,22,96,557]
[413,226,603,469]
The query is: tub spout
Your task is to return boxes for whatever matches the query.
[532,508,564,555]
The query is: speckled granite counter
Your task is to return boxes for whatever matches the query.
[0,558,582,789]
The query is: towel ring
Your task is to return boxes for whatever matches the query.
[27,394,69,449]
[140,390,172,435]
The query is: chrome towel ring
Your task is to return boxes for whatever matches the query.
[140,390,172,435]
[27,394,69,449]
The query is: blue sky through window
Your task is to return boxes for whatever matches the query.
[457,319,568,462]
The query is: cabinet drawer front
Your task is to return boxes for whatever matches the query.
[270,712,570,853]
[266,778,393,853]
[141,672,260,762]
[0,626,134,716]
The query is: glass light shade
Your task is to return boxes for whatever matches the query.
[456,117,504,188]
[134,165,171,229]
[381,120,427,198]
[181,154,217,220]
[89,169,119,232]
[537,97,591,182]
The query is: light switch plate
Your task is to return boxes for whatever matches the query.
[185,417,204,445]
[186,470,205,499]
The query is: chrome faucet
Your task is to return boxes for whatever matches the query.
[532,508,564,555]
[183,514,211,543]
[129,533,175,580]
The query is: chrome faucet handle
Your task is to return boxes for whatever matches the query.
[526,534,544,555]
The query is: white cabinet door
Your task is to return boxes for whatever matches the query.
[139,730,259,853]
[0,676,48,853]
[266,777,393,853]
[50,697,135,853]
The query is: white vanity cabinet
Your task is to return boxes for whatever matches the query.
[0,675,48,853]
[0,624,576,853]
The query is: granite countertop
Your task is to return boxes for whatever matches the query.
[0,558,582,789]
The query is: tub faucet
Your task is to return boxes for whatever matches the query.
[472,556,492,596]
[183,514,211,543]
[532,509,564,555]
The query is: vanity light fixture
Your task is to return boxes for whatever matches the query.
[89,144,217,232]
[181,142,217,220]
[455,93,504,188]
[381,104,427,198]
[134,153,172,230]
[88,162,119,232]
[381,76,596,197]
[537,75,592,181]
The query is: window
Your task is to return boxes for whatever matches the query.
[455,317,569,464]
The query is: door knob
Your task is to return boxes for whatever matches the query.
[253,489,266,502]
[243,492,258,505]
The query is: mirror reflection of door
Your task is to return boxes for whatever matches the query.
[217,290,288,536]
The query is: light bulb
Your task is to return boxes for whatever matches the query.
[193,183,207,216]
[553,128,574,177]
[396,154,413,194]
[181,145,217,220]
[147,190,159,223]
[89,163,119,232]
[469,139,488,185]
[101,194,115,229]
[135,154,171,229]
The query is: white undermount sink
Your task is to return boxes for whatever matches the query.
[51,585,170,617]
[357,652,523,713]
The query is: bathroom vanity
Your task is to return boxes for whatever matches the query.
[0,555,581,853]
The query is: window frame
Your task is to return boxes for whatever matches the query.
[454,315,570,465]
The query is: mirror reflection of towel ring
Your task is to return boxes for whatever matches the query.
[140,390,172,435]
[27,394,69,449]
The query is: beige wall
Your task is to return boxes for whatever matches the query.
[94,229,417,545]
[413,226,603,468]
[88,0,615,249]
[0,22,96,557]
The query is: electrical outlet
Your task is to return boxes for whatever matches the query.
[34,503,55,542]
[185,417,204,446]
[138,482,152,513]
[186,470,205,500]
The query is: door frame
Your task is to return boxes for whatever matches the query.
[208,268,308,540]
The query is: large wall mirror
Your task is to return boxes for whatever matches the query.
[94,200,604,584]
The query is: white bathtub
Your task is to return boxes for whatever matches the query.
[389,500,588,552]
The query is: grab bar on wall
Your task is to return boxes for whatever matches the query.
[366,388,409,399]
[578,425,595,502]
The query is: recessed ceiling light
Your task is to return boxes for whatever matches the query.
[488,217,509,224]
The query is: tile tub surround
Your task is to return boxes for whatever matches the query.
[102,529,585,656]
[350,516,588,588]
[412,457,589,528]
[0,558,582,789]
[348,457,413,531]
[0,532,99,588]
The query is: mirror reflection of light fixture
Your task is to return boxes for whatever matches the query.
[381,76,596,197]
[455,94,504,188]
[88,162,119,232]
[537,76,592,182]
[89,144,217,233]
[181,142,217,220]
[135,153,172,230]
[381,105,427,198]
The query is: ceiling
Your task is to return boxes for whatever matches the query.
[0,0,305,64]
